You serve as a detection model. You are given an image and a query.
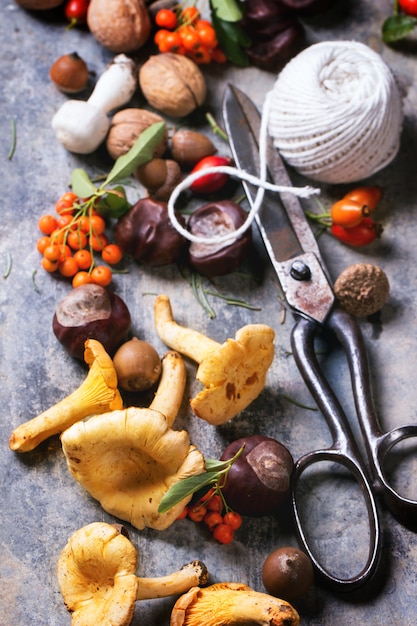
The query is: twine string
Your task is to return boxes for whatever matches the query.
[167,91,320,246]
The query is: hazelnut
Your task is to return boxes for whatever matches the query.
[87,0,151,53]
[171,129,217,168]
[135,158,182,201]
[106,108,168,160]
[139,53,207,118]
[334,263,390,317]
[49,52,89,94]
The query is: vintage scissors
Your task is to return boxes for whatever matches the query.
[222,84,417,591]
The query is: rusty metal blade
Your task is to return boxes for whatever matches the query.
[222,84,334,324]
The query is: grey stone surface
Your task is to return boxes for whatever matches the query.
[1,0,417,624]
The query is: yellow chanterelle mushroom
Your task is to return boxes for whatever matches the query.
[61,351,205,530]
[154,294,275,425]
[58,522,209,626]
[9,339,123,453]
[170,582,300,626]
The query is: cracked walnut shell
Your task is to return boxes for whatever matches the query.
[106,108,168,160]
[139,53,207,118]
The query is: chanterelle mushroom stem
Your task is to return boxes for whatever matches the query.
[149,350,186,427]
[170,582,300,626]
[154,294,275,425]
[58,522,209,626]
[9,339,122,452]
[154,294,219,362]
[136,561,209,600]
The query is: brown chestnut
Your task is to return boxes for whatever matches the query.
[262,546,314,601]
[52,284,131,360]
[112,338,162,392]
[188,200,252,277]
[220,435,294,516]
[114,197,187,266]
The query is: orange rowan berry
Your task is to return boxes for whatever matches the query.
[58,256,79,278]
[38,214,58,235]
[91,265,112,287]
[72,271,94,288]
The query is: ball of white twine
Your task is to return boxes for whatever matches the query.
[267,40,403,184]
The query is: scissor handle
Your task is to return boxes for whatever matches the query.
[290,314,382,590]
[327,307,417,531]
[292,449,381,591]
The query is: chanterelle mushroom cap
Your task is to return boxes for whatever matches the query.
[170,582,300,626]
[58,522,209,626]
[58,522,138,626]
[9,339,122,452]
[61,352,205,530]
[154,294,275,425]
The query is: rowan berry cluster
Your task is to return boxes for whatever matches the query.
[37,191,123,288]
[177,488,242,545]
[154,6,227,65]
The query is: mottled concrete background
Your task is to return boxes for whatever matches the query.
[1,1,417,624]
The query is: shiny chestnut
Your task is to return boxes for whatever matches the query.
[188,200,252,277]
[53,284,131,361]
[114,197,187,266]
[220,435,294,517]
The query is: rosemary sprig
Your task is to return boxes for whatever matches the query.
[204,289,261,310]
[3,252,12,279]
[31,269,41,293]
[8,119,16,161]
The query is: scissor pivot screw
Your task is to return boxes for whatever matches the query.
[290,260,311,281]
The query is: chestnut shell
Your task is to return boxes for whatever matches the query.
[220,435,294,517]
[188,200,252,277]
[53,284,131,361]
[114,197,187,266]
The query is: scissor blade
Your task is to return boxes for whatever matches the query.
[222,84,334,324]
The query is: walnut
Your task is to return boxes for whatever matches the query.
[106,108,168,160]
[334,263,390,317]
[87,0,151,53]
[138,53,207,118]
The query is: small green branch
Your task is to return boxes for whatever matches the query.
[281,394,318,411]
[31,269,41,293]
[206,112,228,142]
[204,289,261,310]
[8,119,16,161]
[3,252,12,279]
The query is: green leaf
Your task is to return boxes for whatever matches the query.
[71,168,98,198]
[158,473,215,514]
[103,122,166,188]
[211,0,243,21]
[382,14,417,43]
[211,12,250,66]
[204,458,234,472]
[95,186,131,219]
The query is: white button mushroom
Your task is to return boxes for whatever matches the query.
[51,54,137,154]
